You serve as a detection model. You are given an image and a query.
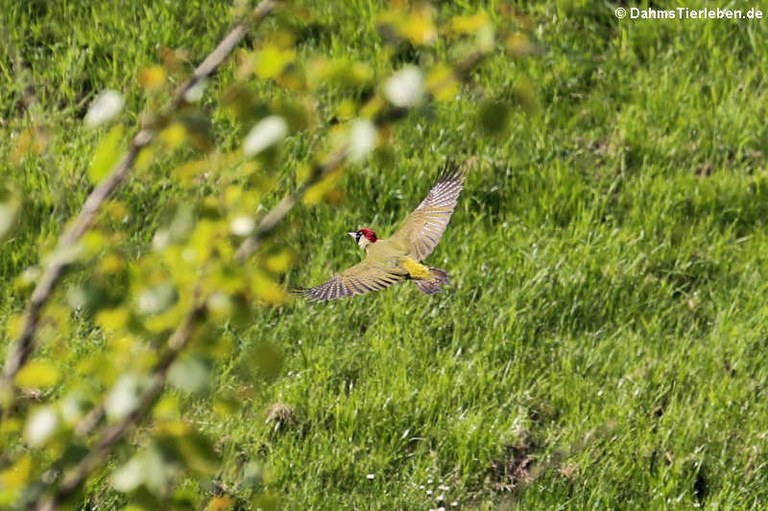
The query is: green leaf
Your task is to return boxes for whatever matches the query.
[239,342,283,383]
[213,391,242,417]
[88,124,125,184]
[272,98,310,133]
[152,202,196,250]
[223,84,270,124]
[67,281,114,314]
[176,109,214,152]
[168,356,211,394]
[176,432,220,475]
[251,493,280,511]
[111,447,171,495]
[478,100,511,136]
[242,461,264,488]
[110,454,143,492]
[105,373,151,421]
[136,283,178,315]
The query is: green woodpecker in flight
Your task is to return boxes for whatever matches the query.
[303,161,466,301]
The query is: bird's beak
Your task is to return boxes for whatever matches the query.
[347,232,357,239]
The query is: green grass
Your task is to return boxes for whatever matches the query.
[3,0,768,509]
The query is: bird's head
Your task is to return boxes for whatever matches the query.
[347,228,378,251]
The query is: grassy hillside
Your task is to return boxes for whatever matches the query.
[3,0,768,509]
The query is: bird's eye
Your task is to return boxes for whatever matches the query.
[356,231,362,241]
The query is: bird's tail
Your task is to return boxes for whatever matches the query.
[413,268,449,295]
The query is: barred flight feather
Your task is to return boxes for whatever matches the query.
[390,161,466,261]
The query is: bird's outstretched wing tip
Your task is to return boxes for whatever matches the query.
[289,286,318,301]
[292,280,349,302]
[439,157,477,183]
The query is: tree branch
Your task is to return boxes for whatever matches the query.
[1,0,278,412]
[234,148,347,262]
[233,49,489,262]
[33,301,207,511]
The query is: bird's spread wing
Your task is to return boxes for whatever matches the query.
[303,259,408,302]
[389,162,466,261]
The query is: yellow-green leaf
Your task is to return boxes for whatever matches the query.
[507,32,535,57]
[96,306,131,334]
[0,454,31,490]
[88,124,125,184]
[449,12,490,35]
[159,122,187,149]
[302,167,343,206]
[380,6,437,46]
[252,272,287,305]
[11,128,48,164]
[173,160,208,185]
[309,59,373,90]
[138,65,167,90]
[14,360,60,389]
[255,45,296,80]
[401,7,437,45]
[208,496,235,511]
[264,250,295,274]
[426,65,459,102]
